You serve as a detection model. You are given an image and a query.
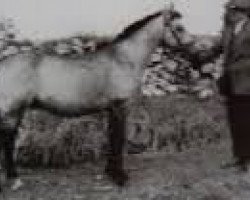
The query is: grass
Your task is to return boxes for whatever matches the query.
[16,93,230,167]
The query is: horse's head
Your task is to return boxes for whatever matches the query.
[112,7,194,67]
[162,6,193,47]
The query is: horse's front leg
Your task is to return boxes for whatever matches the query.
[2,128,18,180]
[105,100,128,186]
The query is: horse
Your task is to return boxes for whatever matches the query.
[0,8,185,190]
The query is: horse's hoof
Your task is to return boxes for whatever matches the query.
[220,160,236,169]
[236,161,249,173]
[11,178,23,191]
[105,167,128,187]
[221,158,250,172]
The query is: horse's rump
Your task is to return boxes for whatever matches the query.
[0,53,36,113]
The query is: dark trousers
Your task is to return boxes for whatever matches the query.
[227,95,250,159]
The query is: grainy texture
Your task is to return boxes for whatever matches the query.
[2,92,240,200]
[1,17,245,199]
[16,94,229,167]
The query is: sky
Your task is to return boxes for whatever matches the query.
[0,0,228,41]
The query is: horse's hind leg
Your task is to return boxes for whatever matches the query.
[0,112,22,190]
[105,100,128,186]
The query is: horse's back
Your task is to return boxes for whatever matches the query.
[0,50,141,114]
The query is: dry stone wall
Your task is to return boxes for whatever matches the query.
[142,35,223,99]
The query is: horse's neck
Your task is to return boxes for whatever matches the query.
[115,17,164,68]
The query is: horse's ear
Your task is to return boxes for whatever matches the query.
[162,7,170,25]
[162,1,175,25]
[169,1,175,11]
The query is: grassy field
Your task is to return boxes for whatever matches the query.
[16,93,229,167]
[4,93,250,199]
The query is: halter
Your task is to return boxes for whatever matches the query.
[169,21,183,47]
[162,7,183,48]
[227,5,250,18]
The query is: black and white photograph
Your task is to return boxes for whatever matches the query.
[0,0,250,199]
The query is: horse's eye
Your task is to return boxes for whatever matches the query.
[164,22,170,26]
[171,11,182,20]
[175,25,185,32]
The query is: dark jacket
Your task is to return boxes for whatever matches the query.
[219,0,250,96]
[221,0,250,159]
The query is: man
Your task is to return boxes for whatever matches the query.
[220,0,250,170]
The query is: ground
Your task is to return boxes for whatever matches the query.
[1,94,250,199]
[2,139,250,200]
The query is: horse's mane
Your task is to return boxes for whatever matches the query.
[112,9,182,44]
[113,11,162,43]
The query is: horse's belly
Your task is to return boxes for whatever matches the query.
[36,60,108,110]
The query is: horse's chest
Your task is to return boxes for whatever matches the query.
[108,65,141,99]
